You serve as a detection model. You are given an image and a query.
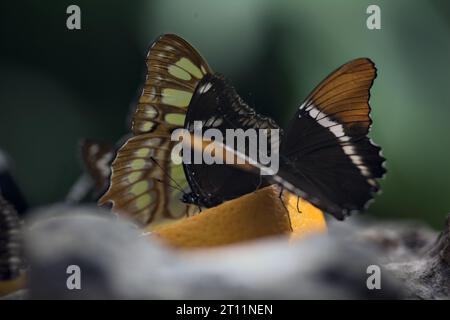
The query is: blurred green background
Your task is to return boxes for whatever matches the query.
[1,0,449,228]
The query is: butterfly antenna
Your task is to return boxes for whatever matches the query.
[150,156,186,194]
[154,178,184,193]
[250,175,264,197]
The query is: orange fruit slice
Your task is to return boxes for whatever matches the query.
[151,185,327,248]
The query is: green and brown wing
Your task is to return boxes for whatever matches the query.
[99,34,211,225]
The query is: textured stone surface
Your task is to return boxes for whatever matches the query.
[20,207,400,299]
[331,216,450,299]
[4,205,448,299]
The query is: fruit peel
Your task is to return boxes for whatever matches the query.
[151,185,327,248]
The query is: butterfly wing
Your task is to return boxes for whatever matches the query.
[183,74,281,206]
[0,194,23,281]
[99,34,210,225]
[0,150,28,215]
[80,139,115,193]
[279,58,386,219]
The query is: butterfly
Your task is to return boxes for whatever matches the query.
[0,150,28,215]
[98,33,385,225]
[0,151,25,281]
[0,193,23,281]
[80,139,116,195]
[276,59,385,219]
[66,140,117,204]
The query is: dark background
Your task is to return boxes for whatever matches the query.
[1,0,449,228]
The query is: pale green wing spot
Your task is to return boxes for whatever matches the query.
[131,159,146,170]
[145,138,163,147]
[136,194,152,210]
[168,65,192,81]
[136,148,150,157]
[127,171,142,183]
[175,57,203,79]
[168,163,190,218]
[143,105,158,118]
[140,121,155,132]
[165,113,186,126]
[130,181,149,195]
[170,164,185,182]
[161,89,193,108]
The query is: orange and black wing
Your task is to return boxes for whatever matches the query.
[279,58,386,219]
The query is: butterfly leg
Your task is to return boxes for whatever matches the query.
[254,175,263,192]
[296,196,302,214]
[184,204,202,216]
[278,188,293,232]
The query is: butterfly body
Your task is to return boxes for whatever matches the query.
[182,73,279,208]
[181,191,218,208]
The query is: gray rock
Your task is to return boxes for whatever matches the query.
[22,206,406,299]
[331,216,450,299]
